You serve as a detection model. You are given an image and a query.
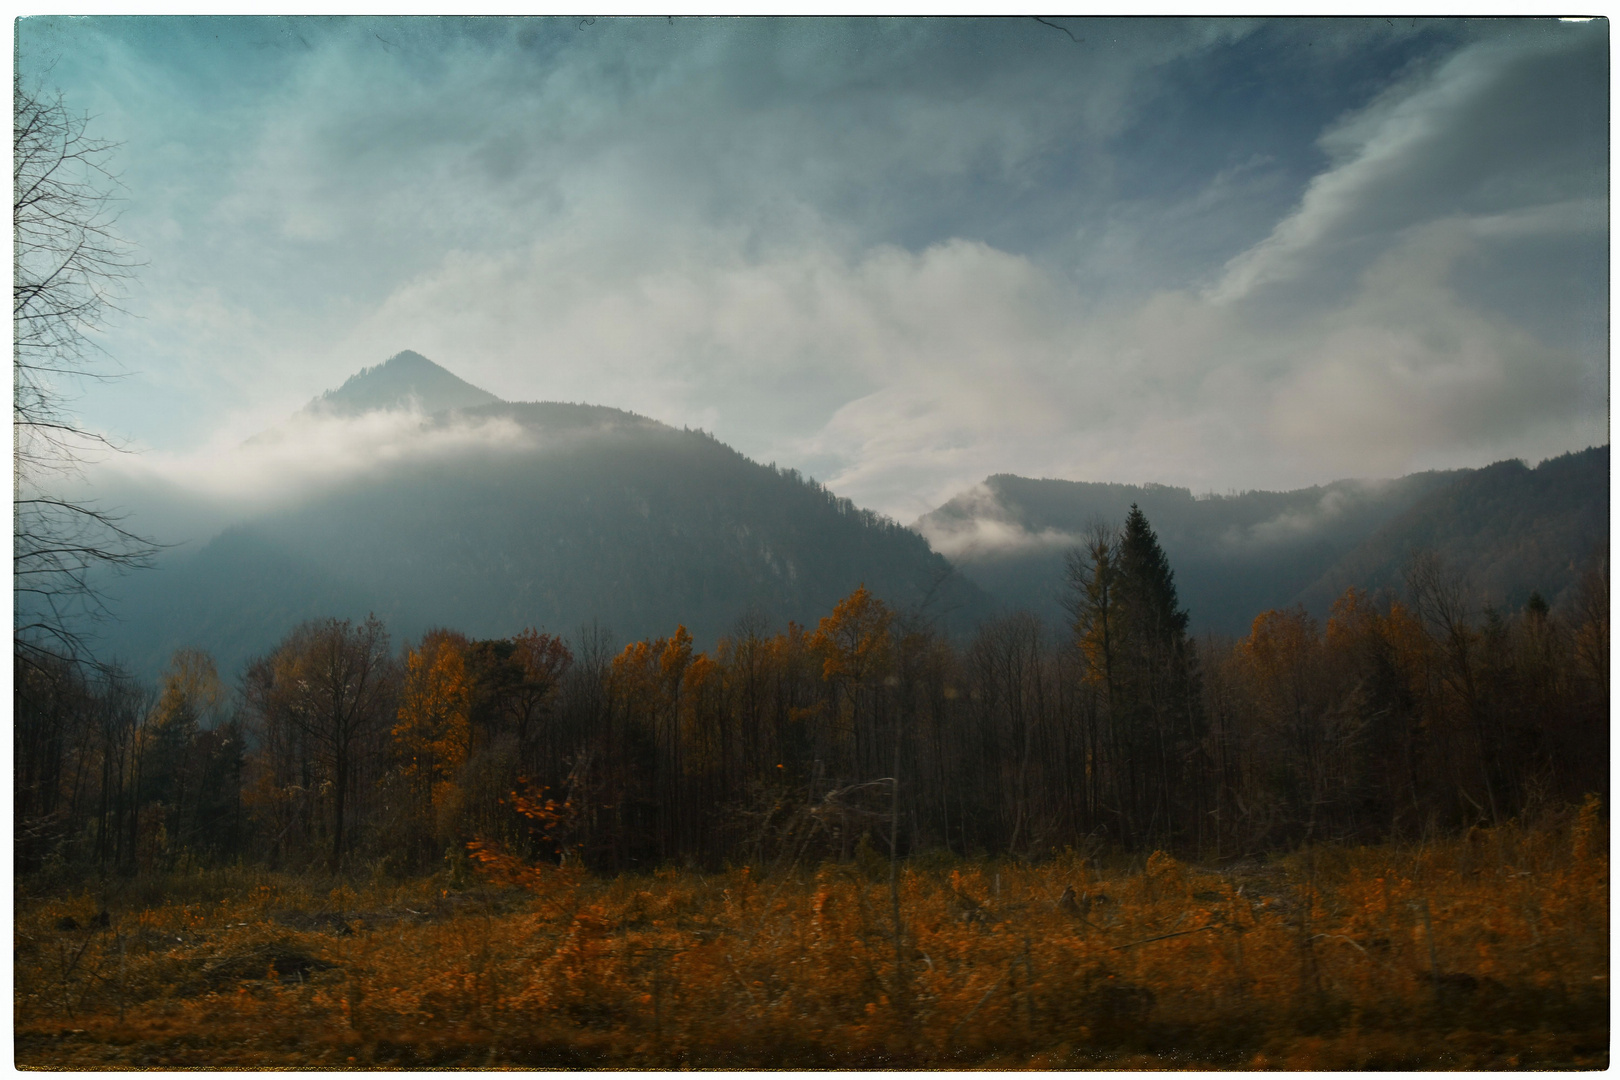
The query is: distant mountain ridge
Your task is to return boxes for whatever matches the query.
[93,351,1607,676]
[917,447,1608,636]
[1293,448,1609,616]
[99,354,992,679]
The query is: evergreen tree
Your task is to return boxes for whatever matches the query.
[1116,505,1189,647]
[1127,505,1206,850]
[1066,506,1205,851]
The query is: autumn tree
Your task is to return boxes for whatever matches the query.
[967,612,1051,854]
[246,616,397,869]
[393,629,473,860]
[811,585,894,780]
[1322,587,1429,837]
[136,649,241,864]
[88,668,151,872]
[1065,523,1120,697]
[506,628,573,759]
[1562,553,1610,799]
[1064,523,1123,842]
[1240,607,1345,840]
[604,630,687,864]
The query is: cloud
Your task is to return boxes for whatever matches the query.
[1208,26,1605,304]
[913,483,1080,561]
[27,20,1268,432]
[1237,483,1386,547]
[330,233,1091,518]
[93,407,535,543]
[24,17,1609,534]
[1261,220,1592,475]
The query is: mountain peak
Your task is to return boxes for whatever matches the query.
[302,351,502,418]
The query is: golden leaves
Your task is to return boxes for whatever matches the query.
[810,586,894,684]
[13,825,1612,1069]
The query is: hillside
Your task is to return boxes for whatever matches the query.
[1294,446,1610,615]
[87,350,1608,675]
[916,448,1608,635]
[96,357,992,679]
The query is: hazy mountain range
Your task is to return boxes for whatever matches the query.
[94,353,991,678]
[915,446,1607,637]
[90,352,1607,678]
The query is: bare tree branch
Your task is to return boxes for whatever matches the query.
[13,79,157,675]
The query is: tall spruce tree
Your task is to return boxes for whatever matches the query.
[1118,505,1205,850]
[1116,505,1189,648]
[1066,506,1205,851]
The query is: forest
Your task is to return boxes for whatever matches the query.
[14,506,1610,1068]
[17,507,1608,878]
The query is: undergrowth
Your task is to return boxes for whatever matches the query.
[15,798,1608,1069]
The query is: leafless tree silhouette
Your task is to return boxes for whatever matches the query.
[14,80,155,673]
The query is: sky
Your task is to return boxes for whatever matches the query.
[17,16,1610,526]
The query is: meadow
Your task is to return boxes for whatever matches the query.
[14,797,1607,1070]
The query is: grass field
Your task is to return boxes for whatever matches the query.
[15,799,1607,1069]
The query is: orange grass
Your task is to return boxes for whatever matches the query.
[15,799,1608,1069]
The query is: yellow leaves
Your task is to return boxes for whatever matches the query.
[154,648,225,729]
[1245,606,1319,666]
[660,625,694,684]
[1324,586,1374,649]
[1076,625,1112,689]
[14,821,1612,1070]
[762,620,813,670]
[394,631,472,783]
[511,627,572,687]
[1144,849,1180,879]
[811,586,894,684]
[1325,587,1431,694]
[613,638,656,677]
[392,632,474,846]
[683,652,721,696]
[613,627,700,722]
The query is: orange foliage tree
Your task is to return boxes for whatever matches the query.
[394,630,473,858]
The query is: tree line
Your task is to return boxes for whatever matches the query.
[15,507,1608,879]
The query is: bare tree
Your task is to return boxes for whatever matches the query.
[1405,550,1501,823]
[258,617,398,870]
[14,80,153,673]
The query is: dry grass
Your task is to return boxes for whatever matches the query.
[15,800,1608,1069]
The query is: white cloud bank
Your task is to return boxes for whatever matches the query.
[25,17,1607,528]
[81,407,540,548]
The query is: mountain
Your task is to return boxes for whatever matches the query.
[301,349,501,417]
[1293,447,1609,615]
[97,355,993,679]
[915,447,1608,636]
[87,351,1608,677]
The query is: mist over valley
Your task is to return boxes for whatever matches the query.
[84,350,1607,680]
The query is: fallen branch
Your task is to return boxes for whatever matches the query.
[1111,925,1217,950]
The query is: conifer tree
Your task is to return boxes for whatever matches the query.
[1066,506,1204,850]
[1116,505,1189,648]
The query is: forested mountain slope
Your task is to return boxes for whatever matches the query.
[93,348,1606,677]
[1294,446,1609,615]
[97,357,991,679]
[917,446,1608,635]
